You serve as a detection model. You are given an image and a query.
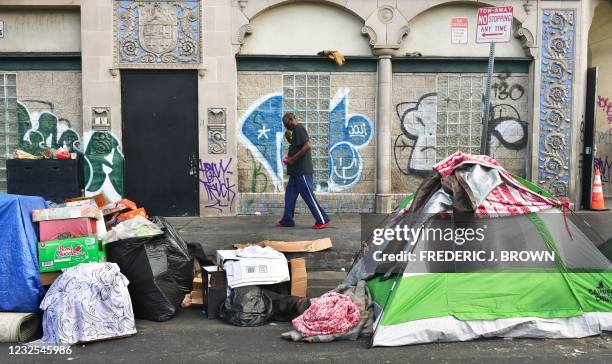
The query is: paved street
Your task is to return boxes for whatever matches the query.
[1,308,611,364]
[2,204,611,363]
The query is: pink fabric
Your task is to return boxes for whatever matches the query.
[292,292,360,337]
[434,152,562,217]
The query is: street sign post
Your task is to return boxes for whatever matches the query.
[476,6,513,155]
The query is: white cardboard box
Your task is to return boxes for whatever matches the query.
[216,249,290,288]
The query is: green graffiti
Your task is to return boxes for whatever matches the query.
[249,150,268,193]
[84,131,124,201]
[16,101,80,155]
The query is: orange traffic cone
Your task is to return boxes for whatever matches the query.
[591,166,608,211]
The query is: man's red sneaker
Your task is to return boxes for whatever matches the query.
[312,220,331,230]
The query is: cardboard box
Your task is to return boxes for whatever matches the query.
[39,217,97,242]
[216,249,290,288]
[202,266,227,319]
[39,272,61,286]
[101,199,137,216]
[117,207,148,222]
[233,237,332,253]
[32,205,101,222]
[289,258,307,297]
[65,194,106,208]
[38,236,106,273]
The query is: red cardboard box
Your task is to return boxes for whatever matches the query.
[39,218,97,242]
[117,208,148,222]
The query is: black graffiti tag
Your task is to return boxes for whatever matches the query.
[492,71,525,101]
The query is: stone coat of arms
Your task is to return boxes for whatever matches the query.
[115,1,200,66]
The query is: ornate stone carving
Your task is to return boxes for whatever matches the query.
[515,26,535,49]
[208,108,227,154]
[377,6,394,24]
[538,10,575,197]
[114,1,201,67]
[396,25,410,46]
[363,6,409,49]
[237,23,253,45]
[361,25,377,46]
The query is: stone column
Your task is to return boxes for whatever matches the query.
[375,52,393,213]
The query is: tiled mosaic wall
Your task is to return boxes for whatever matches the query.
[538,10,575,197]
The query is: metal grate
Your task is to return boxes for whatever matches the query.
[282,73,331,189]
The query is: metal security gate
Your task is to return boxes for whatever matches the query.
[121,70,199,216]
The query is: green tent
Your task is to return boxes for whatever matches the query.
[346,153,612,346]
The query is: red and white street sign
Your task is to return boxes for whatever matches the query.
[451,17,468,44]
[476,6,513,44]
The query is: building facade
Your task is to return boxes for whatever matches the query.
[0,0,608,216]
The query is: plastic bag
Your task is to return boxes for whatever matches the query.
[106,216,193,321]
[219,286,273,327]
[104,215,162,243]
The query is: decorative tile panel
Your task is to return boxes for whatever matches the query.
[208,108,227,154]
[538,10,575,197]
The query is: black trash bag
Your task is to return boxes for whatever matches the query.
[261,288,309,322]
[187,242,215,267]
[153,216,194,294]
[106,216,193,322]
[219,286,274,327]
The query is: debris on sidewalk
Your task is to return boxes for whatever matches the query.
[282,281,373,343]
[0,312,40,343]
[0,194,47,312]
[233,237,332,252]
[38,236,106,273]
[106,216,193,322]
[217,247,290,288]
[39,263,136,344]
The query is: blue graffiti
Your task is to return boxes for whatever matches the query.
[240,93,284,189]
[240,89,373,191]
[328,89,373,190]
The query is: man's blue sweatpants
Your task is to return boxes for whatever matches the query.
[280,174,329,226]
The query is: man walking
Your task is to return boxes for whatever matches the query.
[277,112,331,229]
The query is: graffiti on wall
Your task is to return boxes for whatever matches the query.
[248,150,269,193]
[597,95,612,127]
[239,88,373,192]
[240,92,284,190]
[328,88,374,190]
[598,130,612,146]
[17,100,80,155]
[491,71,525,101]
[394,93,438,175]
[199,157,236,212]
[393,73,528,176]
[84,131,124,203]
[538,10,575,197]
[594,155,611,184]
